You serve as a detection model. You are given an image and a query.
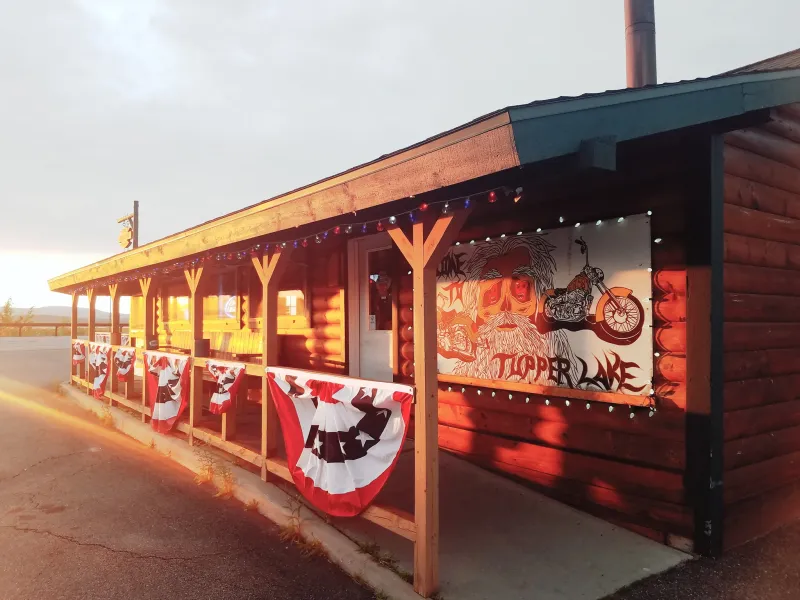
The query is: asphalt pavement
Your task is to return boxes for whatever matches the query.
[0,337,376,600]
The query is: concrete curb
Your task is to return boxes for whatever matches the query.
[58,383,420,600]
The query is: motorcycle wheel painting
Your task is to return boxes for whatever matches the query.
[594,287,645,344]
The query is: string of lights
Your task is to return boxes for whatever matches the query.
[72,189,662,416]
[71,184,525,293]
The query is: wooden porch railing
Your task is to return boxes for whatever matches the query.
[68,206,466,596]
[69,344,417,545]
[0,322,120,337]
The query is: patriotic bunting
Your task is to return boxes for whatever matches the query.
[72,341,86,366]
[206,360,246,415]
[266,367,414,517]
[113,347,136,382]
[87,343,111,399]
[144,351,190,433]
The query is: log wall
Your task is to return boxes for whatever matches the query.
[722,104,800,549]
[130,240,348,375]
[280,239,348,374]
[396,150,699,545]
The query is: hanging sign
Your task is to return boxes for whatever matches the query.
[144,351,190,433]
[435,214,653,398]
[88,342,111,399]
[206,360,246,414]
[266,367,414,517]
[114,348,136,382]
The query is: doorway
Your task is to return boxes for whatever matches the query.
[347,234,394,382]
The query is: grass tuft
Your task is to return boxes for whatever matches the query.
[193,444,216,485]
[214,463,235,498]
[244,498,260,512]
[98,406,114,429]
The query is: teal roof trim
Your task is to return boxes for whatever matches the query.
[508,69,800,166]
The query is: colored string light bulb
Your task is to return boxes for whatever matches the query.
[488,191,497,203]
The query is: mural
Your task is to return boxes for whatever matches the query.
[436,214,653,396]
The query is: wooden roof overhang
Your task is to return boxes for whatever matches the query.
[49,68,800,294]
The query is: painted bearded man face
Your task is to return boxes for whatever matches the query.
[453,236,576,385]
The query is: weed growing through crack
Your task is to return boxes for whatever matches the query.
[357,541,381,556]
[277,494,330,559]
[357,540,405,575]
[193,443,216,485]
[214,463,235,498]
[98,406,114,428]
[149,439,156,450]
[374,592,389,600]
[244,498,260,512]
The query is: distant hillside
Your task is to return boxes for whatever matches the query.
[12,306,129,324]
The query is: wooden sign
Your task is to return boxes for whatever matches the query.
[435,214,653,398]
[118,226,133,249]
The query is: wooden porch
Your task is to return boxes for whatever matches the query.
[67,208,470,598]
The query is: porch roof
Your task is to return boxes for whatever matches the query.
[49,68,800,293]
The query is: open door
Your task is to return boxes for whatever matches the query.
[347,234,394,382]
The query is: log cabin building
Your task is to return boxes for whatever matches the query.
[50,50,800,597]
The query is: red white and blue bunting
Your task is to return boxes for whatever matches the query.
[114,347,136,382]
[206,359,246,415]
[266,366,414,517]
[144,351,190,433]
[72,341,86,366]
[87,342,111,399]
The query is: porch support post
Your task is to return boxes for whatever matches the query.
[70,292,80,381]
[109,284,121,346]
[223,376,244,442]
[86,288,96,344]
[139,277,156,423]
[185,267,205,444]
[252,247,292,480]
[108,284,120,401]
[388,208,471,598]
[686,135,725,556]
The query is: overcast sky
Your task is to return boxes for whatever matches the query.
[1,0,798,308]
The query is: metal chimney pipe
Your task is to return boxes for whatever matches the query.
[625,0,657,87]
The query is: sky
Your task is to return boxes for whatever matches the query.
[1,0,798,309]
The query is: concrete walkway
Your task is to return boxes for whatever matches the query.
[335,445,688,600]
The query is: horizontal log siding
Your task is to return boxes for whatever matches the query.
[722,105,800,550]
[398,166,695,544]
[281,241,347,374]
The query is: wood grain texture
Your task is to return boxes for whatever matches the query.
[724,374,800,412]
[724,263,800,296]
[724,400,800,441]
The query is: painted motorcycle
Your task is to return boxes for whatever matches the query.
[539,237,644,344]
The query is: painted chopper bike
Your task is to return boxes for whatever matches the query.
[538,237,644,344]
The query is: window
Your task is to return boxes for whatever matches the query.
[166,296,190,323]
[279,290,305,317]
